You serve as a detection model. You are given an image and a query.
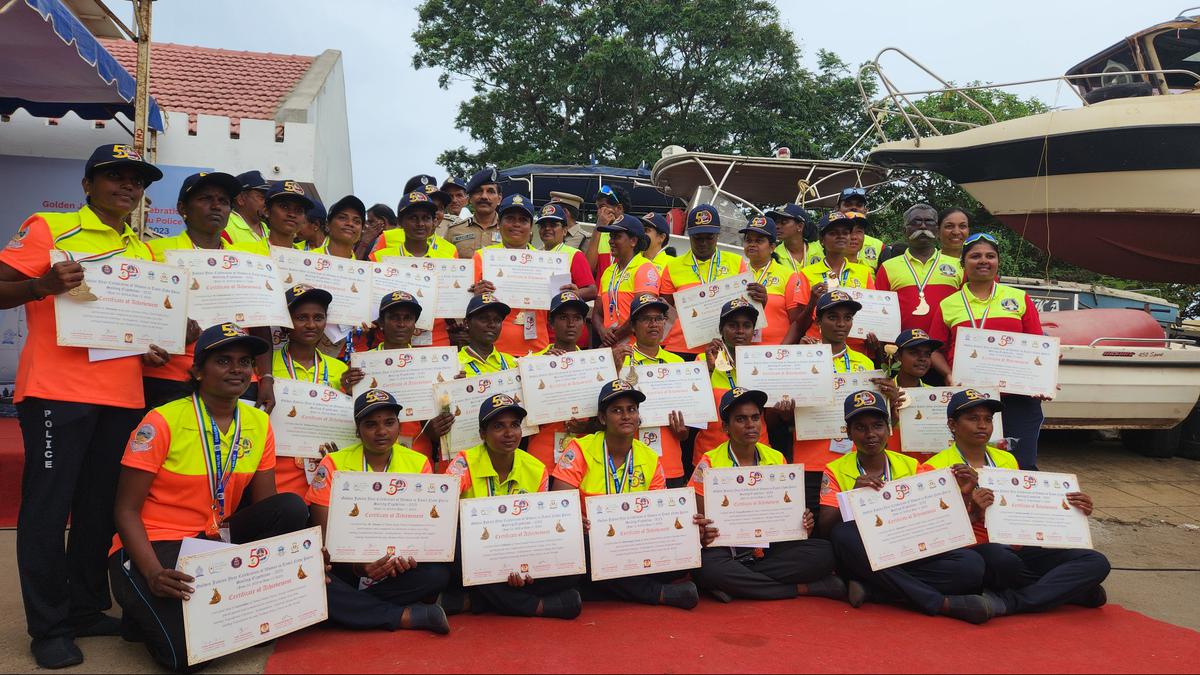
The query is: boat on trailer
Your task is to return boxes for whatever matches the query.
[860,12,1200,283]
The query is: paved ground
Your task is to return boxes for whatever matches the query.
[0,431,1195,673]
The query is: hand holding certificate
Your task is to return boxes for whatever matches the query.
[627,362,716,428]
[979,468,1093,549]
[480,248,570,310]
[458,492,587,586]
[673,273,765,348]
[270,381,357,458]
[178,526,327,665]
[518,348,618,425]
[845,289,901,340]
[586,488,702,581]
[271,246,373,326]
[432,370,539,454]
[350,347,460,420]
[847,468,977,571]
[736,345,834,405]
[794,370,886,441]
[325,472,460,563]
[703,464,807,547]
[52,253,189,353]
[898,386,1004,454]
[164,249,291,328]
[952,327,1061,399]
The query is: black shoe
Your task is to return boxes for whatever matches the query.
[405,603,450,635]
[802,575,848,601]
[73,613,122,638]
[660,581,699,610]
[31,637,83,670]
[708,588,735,604]
[540,589,583,619]
[943,594,993,625]
[983,589,1009,617]
[847,580,869,608]
[1074,585,1107,609]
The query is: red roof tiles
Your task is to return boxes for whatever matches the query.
[99,39,315,135]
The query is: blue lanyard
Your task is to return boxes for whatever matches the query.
[193,395,241,517]
[282,345,329,386]
[727,444,759,467]
[604,440,635,494]
[856,455,891,482]
[833,349,851,371]
[465,348,508,375]
[689,250,722,284]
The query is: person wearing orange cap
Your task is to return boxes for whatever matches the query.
[688,388,844,603]
[610,294,690,486]
[110,324,310,671]
[0,144,169,668]
[144,171,243,409]
[528,292,597,467]
[819,390,993,624]
[271,285,365,497]
[440,394,583,619]
[308,389,451,634]
[659,204,748,357]
[552,380,703,609]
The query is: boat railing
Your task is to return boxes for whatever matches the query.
[853,46,1200,150]
[1087,337,1197,349]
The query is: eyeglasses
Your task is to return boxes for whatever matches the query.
[840,187,867,198]
[634,314,668,324]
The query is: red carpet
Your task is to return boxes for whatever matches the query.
[265,598,1199,674]
[0,418,21,527]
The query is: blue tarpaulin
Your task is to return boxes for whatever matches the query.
[0,0,163,130]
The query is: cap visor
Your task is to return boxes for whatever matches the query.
[92,158,164,184]
[468,301,511,319]
[288,289,334,310]
[631,300,670,317]
[204,334,270,359]
[481,404,527,426]
[687,225,721,235]
[957,399,1005,416]
[551,300,589,317]
[356,401,402,421]
[819,300,863,315]
[738,227,774,239]
[900,338,944,351]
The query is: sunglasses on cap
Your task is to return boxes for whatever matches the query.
[841,188,867,198]
[963,232,999,246]
[598,185,615,197]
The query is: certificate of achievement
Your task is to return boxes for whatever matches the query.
[703,464,807,547]
[848,468,977,571]
[951,328,1061,399]
[458,492,587,586]
[898,387,1004,453]
[270,381,357,458]
[793,370,886,441]
[736,345,835,406]
[673,273,766,348]
[518,349,618,425]
[164,249,291,329]
[979,468,1093,549]
[350,347,460,420]
[177,526,327,665]
[586,488,702,581]
[432,370,539,454]
[52,253,189,353]
[325,472,460,563]
[370,264,438,331]
[480,248,570,310]
[845,288,901,340]
[271,246,373,326]
[380,256,473,319]
[626,362,717,428]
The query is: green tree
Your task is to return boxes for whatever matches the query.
[412,0,872,175]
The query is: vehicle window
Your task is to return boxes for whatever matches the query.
[1151,29,1200,90]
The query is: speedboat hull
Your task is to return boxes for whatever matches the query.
[869,94,1200,282]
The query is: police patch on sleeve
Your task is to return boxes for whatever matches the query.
[311,465,329,490]
[5,223,30,250]
[819,473,832,495]
[556,447,576,471]
[130,423,156,452]
[447,455,468,476]
[691,459,706,485]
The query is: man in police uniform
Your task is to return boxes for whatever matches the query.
[548,191,589,250]
[223,170,271,245]
[445,167,502,258]
[439,176,469,237]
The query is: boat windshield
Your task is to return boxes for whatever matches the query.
[1151,28,1200,90]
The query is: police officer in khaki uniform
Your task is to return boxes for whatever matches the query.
[445,168,502,258]
[438,176,469,238]
[548,191,590,251]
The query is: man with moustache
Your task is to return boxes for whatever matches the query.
[445,167,503,258]
[222,170,271,246]
[229,180,314,257]
[876,203,963,334]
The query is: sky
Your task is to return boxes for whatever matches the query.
[139,0,1189,206]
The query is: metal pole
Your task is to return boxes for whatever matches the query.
[131,0,153,238]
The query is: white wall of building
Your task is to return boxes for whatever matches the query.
[307,57,353,202]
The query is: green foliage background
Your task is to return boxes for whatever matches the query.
[412,0,1199,318]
